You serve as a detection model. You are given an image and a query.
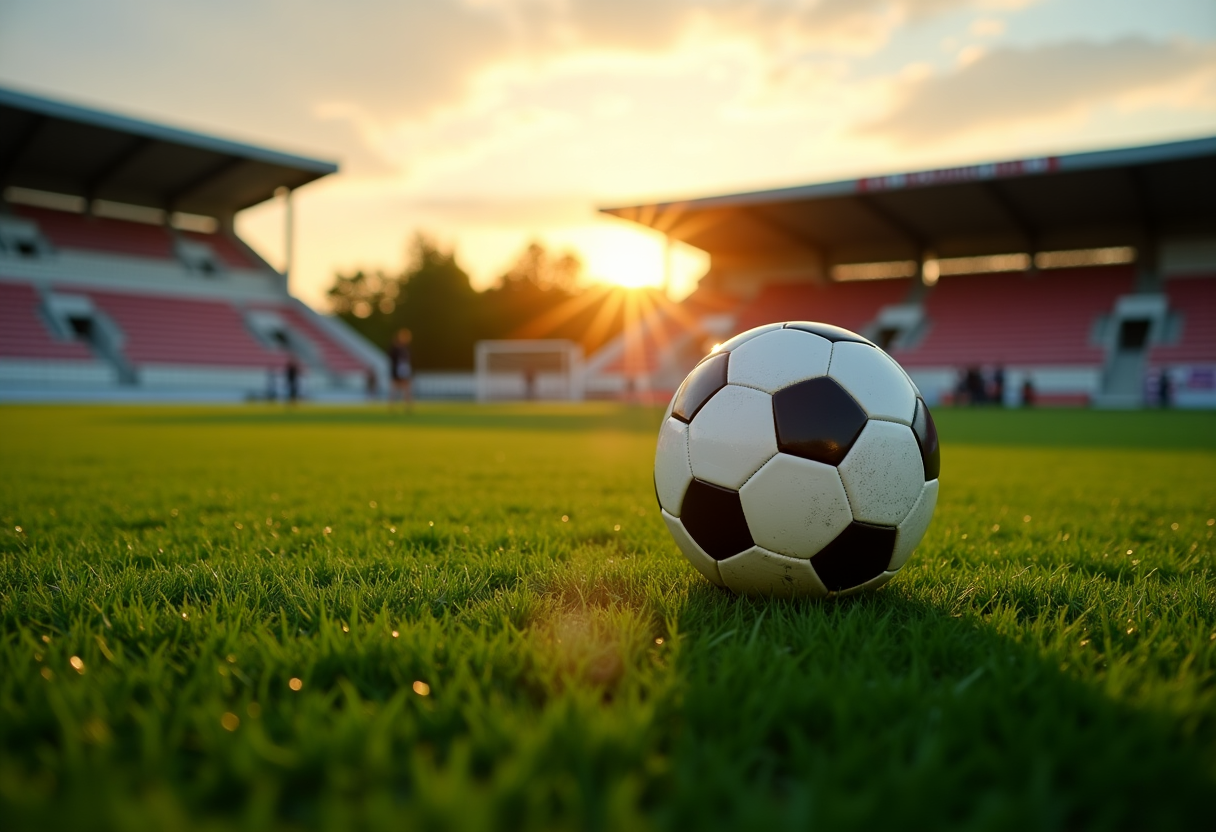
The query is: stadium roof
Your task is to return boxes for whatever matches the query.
[601,136,1216,268]
[0,86,338,217]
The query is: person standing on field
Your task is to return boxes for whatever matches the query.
[389,328,414,411]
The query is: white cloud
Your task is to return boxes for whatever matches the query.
[862,38,1216,143]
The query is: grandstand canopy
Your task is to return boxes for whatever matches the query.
[0,86,337,218]
[601,137,1216,268]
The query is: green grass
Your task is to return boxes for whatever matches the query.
[1,403,1214,831]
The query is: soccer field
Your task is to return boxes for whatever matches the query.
[1,404,1214,831]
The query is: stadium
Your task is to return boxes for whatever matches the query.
[2,16,1216,832]
[600,136,1216,409]
[0,86,384,401]
[4,82,1212,410]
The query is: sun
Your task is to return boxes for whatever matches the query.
[545,221,710,296]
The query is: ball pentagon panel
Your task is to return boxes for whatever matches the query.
[911,397,941,480]
[671,351,729,423]
[772,376,868,466]
[687,384,777,489]
[654,417,693,516]
[661,509,725,587]
[784,321,875,345]
[809,522,898,592]
[679,478,754,560]
[827,341,917,425]
[738,453,853,558]
[717,547,829,599]
[726,328,832,393]
[837,420,925,526]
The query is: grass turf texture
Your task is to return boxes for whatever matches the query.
[1,404,1214,831]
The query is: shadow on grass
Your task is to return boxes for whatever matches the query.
[660,585,1212,831]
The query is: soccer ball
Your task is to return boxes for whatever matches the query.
[654,322,939,598]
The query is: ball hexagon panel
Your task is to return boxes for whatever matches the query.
[835,570,897,597]
[890,479,939,571]
[661,509,725,587]
[827,341,917,425]
[718,546,829,599]
[671,351,728,423]
[654,417,693,516]
[726,328,832,393]
[784,321,875,345]
[911,398,941,480]
[837,420,924,526]
[809,521,898,592]
[680,478,755,560]
[688,384,778,489]
[716,323,784,353]
[738,453,853,559]
[772,376,869,466]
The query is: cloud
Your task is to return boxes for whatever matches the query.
[862,38,1216,143]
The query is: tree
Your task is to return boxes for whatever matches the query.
[327,235,593,370]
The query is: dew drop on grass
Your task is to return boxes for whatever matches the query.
[369,501,377,508]
[221,712,240,731]
[614,525,621,531]
[69,656,85,674]
[412,681,430,696]
[991,524,1000,532]
[1207,519,1215,526]
[288,677,303,691]
[1171,523,1179,530]
[41,667,53,680]
[561,515,569,523]
[391,631,399,638]
[655,638,664,645]
[428,521,434,527]
[1023,516,1031,522]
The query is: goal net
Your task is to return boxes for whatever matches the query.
[475,339,584,402]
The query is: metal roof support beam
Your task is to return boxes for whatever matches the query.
[855,194,926,253]
[980,181,1037,253]
[0,115,47,187]
[84,137,154,204]
[744,208,829,282]
[163,155,246,214]
[1125,166,1159,291]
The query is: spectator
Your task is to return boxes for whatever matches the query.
[1158,368,1173,409]
[285,358,300,403]
[389,328,414,411]
[1021,377,1036,407]
[992,366,1006,407]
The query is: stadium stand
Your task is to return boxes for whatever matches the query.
[735,279,913,336]
[0,86,385,400]
[1150,277,1216,365]
[0,281,94,360]
[13,205,175,260]
[601,136,1216,407]
[893,267,1134,368]
[73,288,284,368]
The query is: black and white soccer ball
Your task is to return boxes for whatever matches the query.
[655,321,940,598]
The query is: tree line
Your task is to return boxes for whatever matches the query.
[327,234,611,370]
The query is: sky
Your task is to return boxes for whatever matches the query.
[1,0,1214,306]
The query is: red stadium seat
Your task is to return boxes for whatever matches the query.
[66,288,286,368]
[16,206,175,260]
[894,267,1136,367]
[734,279,914,335]
[0,281,94,360]
[1151,276,1216,364]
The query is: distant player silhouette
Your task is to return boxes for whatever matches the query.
[389,328,414,411]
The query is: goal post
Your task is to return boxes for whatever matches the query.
[475,339,584,402]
